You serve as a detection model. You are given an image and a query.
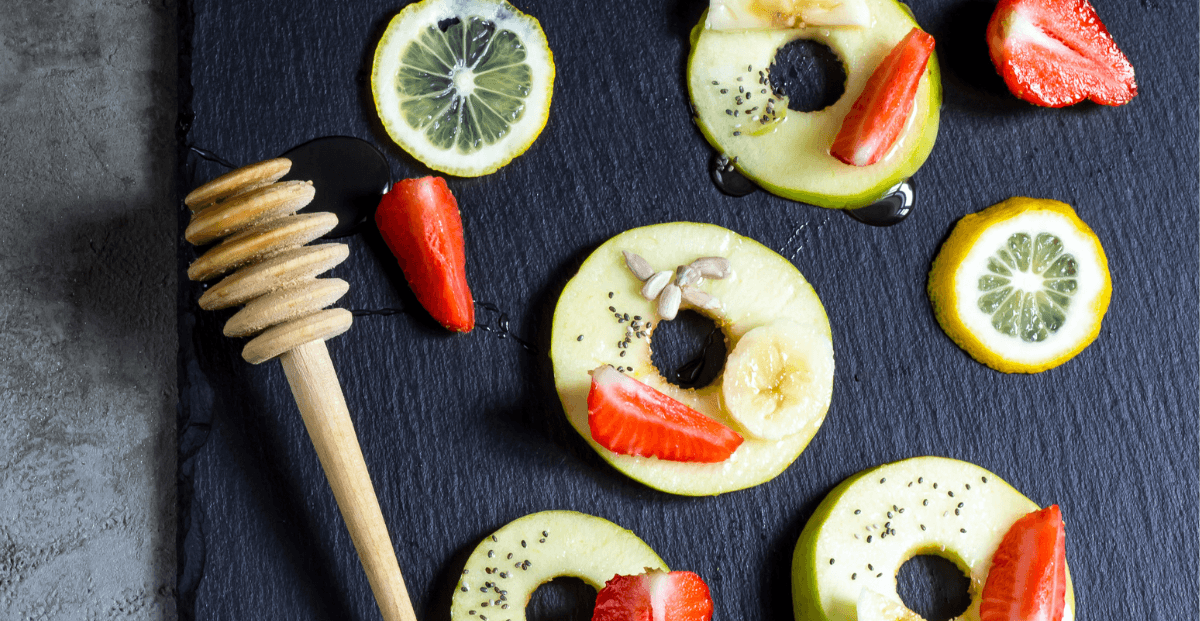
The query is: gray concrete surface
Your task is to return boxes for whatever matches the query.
[0,0,178,618]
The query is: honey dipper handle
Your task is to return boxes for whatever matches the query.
[279,340,417,621]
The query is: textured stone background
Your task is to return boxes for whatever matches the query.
[0,0,177,619]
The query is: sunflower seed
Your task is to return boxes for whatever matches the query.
[623,251,655,281]
[681,286,720,311]
[675,264,699,287]
[689,257,732,279]
[641,271,672,300]
[657,283,682,320]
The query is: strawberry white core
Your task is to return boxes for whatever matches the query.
[648,571,671,621]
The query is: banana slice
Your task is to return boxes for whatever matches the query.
[707,0,871,30]
[721,320,834,441]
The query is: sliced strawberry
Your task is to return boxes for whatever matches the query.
[987,0,1137,107]
[375,176,474,332]
[831,28,935,167]
[593,573,652,621]
[587,365,743,463]
[980,505,1068,621]
[593,570,713,621]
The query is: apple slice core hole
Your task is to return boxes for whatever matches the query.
[896,554,973,621]
[768,39,847,113]
[649,310,727,389]
[526,576,595,621]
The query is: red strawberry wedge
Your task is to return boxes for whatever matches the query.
[831,28,935,167]
[593,571,714,621]
[987,0,1137,107]
[980,505,1068,621]
[587,365,743,463]
[375,176,475,332]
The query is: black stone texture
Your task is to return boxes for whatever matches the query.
[178,1,1198,620]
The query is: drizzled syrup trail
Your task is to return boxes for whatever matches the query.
[674,326,725,388]
[846,178,916,227]
[709,152,757,197]
[280,136,391,239]
[476,302,538,353]
[186,137,391,239]
[351,303,536,353]
[188,145,237,169]
[706,150,919,228]
[352,308,409,318]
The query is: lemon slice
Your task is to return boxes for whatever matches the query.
[371,0,555,176]
[928,197,1111,374]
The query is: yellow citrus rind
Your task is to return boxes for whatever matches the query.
[371,0,555,177]
[928,197,1111,374]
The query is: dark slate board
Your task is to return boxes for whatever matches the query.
[176,1,1199,619]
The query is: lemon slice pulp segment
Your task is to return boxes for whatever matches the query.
[928,197,1111,373]
[371,0,555,177]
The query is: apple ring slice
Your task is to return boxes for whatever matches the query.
[450,511,666,621]
[550,222,833,496]
[687,0,941,209]
[792,456,1076,621]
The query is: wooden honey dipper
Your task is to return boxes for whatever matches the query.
[184,158,417,621]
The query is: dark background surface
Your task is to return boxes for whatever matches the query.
[177,1,1198,619]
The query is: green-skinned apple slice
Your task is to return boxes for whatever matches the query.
[791,456,1075,621]
[707,0,872,29]
[450,511,666,621]
[551,222,833,496]
[687,0,941,209]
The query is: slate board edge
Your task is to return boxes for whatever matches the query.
[171,3,1200,620]
[175,0,205,617]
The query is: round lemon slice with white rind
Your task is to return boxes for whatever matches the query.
[371,0,554,176]
[928,197,1111,374]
